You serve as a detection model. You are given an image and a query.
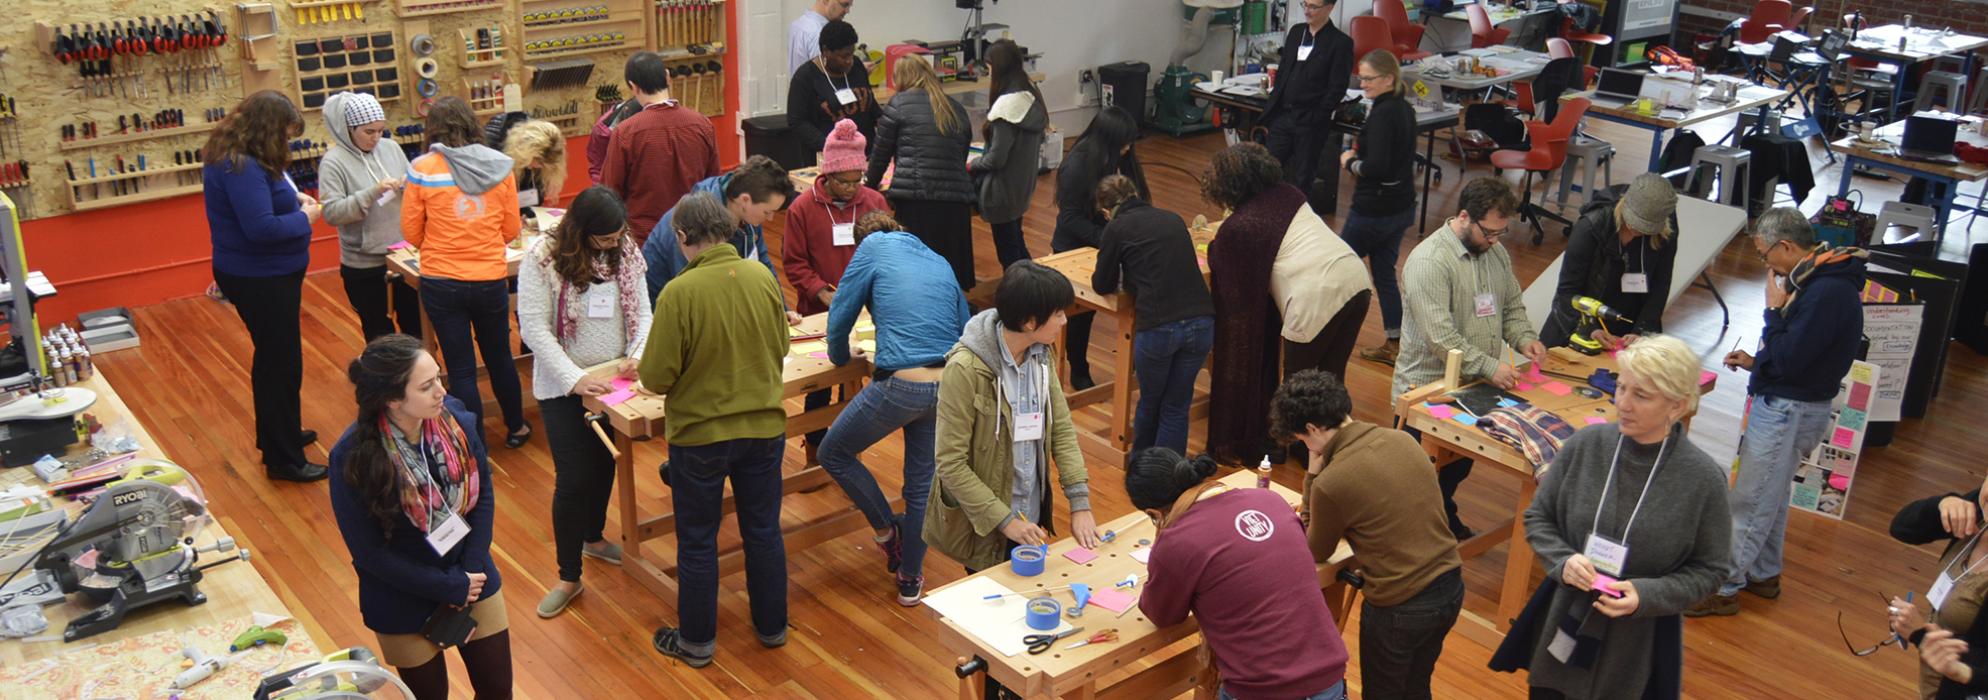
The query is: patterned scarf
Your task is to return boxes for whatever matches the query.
[380,409,479,534]
[537,236,648,348]
[1783,244,1866,311]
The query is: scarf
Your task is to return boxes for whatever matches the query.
[1783,244,1866,310]
[538,236,648,348]
[1205,183,1306,464]
[381,409,479,534]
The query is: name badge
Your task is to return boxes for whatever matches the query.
[833,222,855,246]
[1931,570,1957,609]
[587,286,615,319]
[426,511,470,556]
[1474,292,1496,318]
[1584,533,1629,577]
[518,187,542,208]
[1013,411,1045,442]
[1297,44,1315,62]
[835,88,858,105]
[1621,272,1649,294]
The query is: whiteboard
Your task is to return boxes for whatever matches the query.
[1523,197,1750,335]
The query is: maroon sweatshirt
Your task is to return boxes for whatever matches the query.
[781,183,889,315]
[1140,488,1348,700]
[602,101,719,244]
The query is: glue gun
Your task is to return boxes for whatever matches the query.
[1568,296,1632,356]
[173,633,229,690]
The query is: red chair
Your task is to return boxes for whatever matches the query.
[1512,81,1536,117]
[1490,97,1590,244]
[1350,16,1396,65]
[1788,5,1814,34]
[1547,37,1573,59]
[1736,0,1793,45]
[1373,0,1433,61]
[1468,4,1511,49]
[1560,0,1614,60]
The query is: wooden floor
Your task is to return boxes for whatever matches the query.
[93,104,1979,698]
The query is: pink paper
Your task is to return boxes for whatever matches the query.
[1849,383,1871,410]
[611,376,634,391]
[1585,416,1608,426]
[1063,547,1099,565]
[808,351,828,359]
[1831,427,1857,449]
[1515,381,1535,392]
[1130,548,1151,564]
[387,241,412,250]
[1526,365,1546,383]
[1540,381,1573,396]
[1425,404,1456,420]
[600,388,637,406]
[1698,369,1716,386]
[1086,589,1137,614]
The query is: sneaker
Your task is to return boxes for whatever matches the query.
[896,574,925,607]
[653,627,713,668]
[878,522,903,575]
[1358,342,1399,367]
[1744,575,1781,599]
[658,460,672,487]
[537,582,583,618]
[1683,593,1740,617]
[268,462,329,483]
[299,429,319,445]
[758,626,788,648]
[1070,372,1096,392]
[582,541,623,566]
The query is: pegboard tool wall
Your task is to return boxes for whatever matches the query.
[1,0,741,325]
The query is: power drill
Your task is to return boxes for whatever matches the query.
[1568,295,1632,356]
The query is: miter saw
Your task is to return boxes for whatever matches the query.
[29,463,248,641]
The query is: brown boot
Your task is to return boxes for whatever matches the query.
[1744,575,1781,599]
[1358,340,1400,367]
[1683,593,1739,617]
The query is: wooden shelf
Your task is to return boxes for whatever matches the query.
[68,182,205,212]
[289,0,380,7]
[522,42,630,60]
[524,15,639,32]
[464,57,508,68]
[68,162,205,187]
[400,0,504,17]
[58,122,220,152]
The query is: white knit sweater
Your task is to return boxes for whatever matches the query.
[517,242,653,400]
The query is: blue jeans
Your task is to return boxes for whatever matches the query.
[1338,208,1415,336]
[1721,393,1834,596]
[1220,680,1346,700]
[419,277,526,434]
[1133,316,1215,454]
[668,436,788,649]
[817,376,940,579]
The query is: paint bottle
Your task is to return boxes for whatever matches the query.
[1256,455,1272,488]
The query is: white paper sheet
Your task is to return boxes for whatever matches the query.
[923,577,1076,657]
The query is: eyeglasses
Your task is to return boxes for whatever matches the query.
[1357,74,1386,83]
[1837,592,1908,657]
[1473,220,1510,240]
[1755,240,1781,261]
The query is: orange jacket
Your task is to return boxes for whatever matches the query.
[402,151,521,281]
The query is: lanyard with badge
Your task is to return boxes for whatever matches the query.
[1621,241,1649,294]
[1297,26,1316,62]
[1931,532,1988,609]
[1012,356,1051,443]
[586,279,616,319]
[1584,434,1670,579]
[827,66,858,106]
[823,199,855,246]
[1466,243,1497,319]
[408,437,470,556]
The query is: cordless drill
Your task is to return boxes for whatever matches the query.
[1568,296,1632,356]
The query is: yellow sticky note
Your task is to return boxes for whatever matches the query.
[857,339,877,353]
[1413,80,1430,99]
[791,340,827,355]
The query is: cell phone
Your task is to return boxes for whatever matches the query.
[1593,573,1626,599]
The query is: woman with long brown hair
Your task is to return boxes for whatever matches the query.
[868,55,977,291]
[969,39,1048,270]
[402,96,532,448]
[203,90,325,483]
[516,186,651,617]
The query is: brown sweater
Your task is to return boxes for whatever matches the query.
[1304,421,1463,607]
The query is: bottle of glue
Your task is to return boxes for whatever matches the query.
[1256,455,1272,488]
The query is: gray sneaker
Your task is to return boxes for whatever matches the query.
[582,540,623,566]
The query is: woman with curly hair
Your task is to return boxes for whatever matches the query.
[203,90,325,482]
[1201,143,1370,467]
[502,119,568,210]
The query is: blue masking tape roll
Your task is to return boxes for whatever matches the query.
[1025,596,1061,631]
[1010,544,1046,577]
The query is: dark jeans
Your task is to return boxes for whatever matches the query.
[1402,422,1475,536]
[1134,316,1215,454]
[1360,567,1464,700]
[340,264,424,341]
[895,198,977,292]
[817,376,940,579]
[989,219,1032,271]
[1338,208,1415,337]
[542,395,615,582]
[1265,112,1342,213]
[1284,290,1371,383]
[419,276,526,435]
[213,269,307,469]
[670,436,788,646]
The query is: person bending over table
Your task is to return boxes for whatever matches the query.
[1340,50,1418,367]
[1888,473,1988,699]
[1202,143,1371,467]
[1489,335,1731,700]
[517,186,650,618]
[329,335,511,700]
[1053,105,1149,390]
[1539,173,1679,351]
[1132,447,1349,700]
[1272,369,1461,700]
[1259,0,1353,216]
[1393,176,1542,540]
[818,211,971,607]
[1091,174,1214,455]
[640,192,793,668]
[641,155,799,323]
[787,119,891,452]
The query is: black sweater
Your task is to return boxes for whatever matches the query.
[1092,200,1215,331]
[787,59,878,156]
[1541,185,1678,348]
[1347,91,1416,217]
[1261,22,1355,128]
[1051,143,1149,253]
[1891,489,1988,700]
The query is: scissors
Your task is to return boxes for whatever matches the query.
[1064,628,1120,650]
[1024,626,1085,655]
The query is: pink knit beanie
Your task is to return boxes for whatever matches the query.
[820,119,867,174]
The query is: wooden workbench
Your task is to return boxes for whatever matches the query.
[1394,346,1714,647]
[925,469,1355,700]
[581,311,877,601]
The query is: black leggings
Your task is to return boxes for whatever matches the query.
[396,629,513,700]
[989,219,1032,271]
[542,396,616,582]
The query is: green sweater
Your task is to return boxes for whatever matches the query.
[638,244,789,445]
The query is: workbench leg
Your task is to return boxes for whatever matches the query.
[1645,128,1665,172]
[616,434,638,548]
[1496,477,1539,632]
[1110,311,1136,458]
[1062,682,1098,700]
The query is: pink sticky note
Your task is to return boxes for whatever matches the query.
[1849,383,1871,411]
[1130,548,1151,564]
[1585,416,1608,426]
[1526,365,1546,383]
[1541,381,1573,396]
[600,388,637,406]
[1515,381,1535,392]
[1063,547,1099,565]
[1831,427,1856,449]
[1086,589,1137,614]
[1425,403,1456,420]
[387,241,412,250]
[1698,370,1716,386]
[808,351,828,359]
[611,376,634,391]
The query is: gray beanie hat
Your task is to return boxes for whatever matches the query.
[1620,172,1677,237]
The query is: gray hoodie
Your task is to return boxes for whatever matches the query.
[319,92,412,268]
[957,308,1091,524]
[430,143,515,196]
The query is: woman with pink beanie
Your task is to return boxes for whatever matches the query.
[785,119,891,449]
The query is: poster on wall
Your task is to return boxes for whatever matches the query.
[1861,302,1923,423]
[1790,360,1879,519]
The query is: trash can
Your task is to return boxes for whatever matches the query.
[743,115,812,171]
[1098,61,1150,124]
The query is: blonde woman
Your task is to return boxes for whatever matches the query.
[868,55,976,291]
[1539,173,1680,351]
[503,120,568,209]
[1491,335,1732,699]
[1343,50,1419,366]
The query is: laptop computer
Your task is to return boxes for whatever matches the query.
[1590,68,1646,107]
[1899,112,1962,165]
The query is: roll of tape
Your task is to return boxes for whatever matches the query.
[410,34,437,56]
[416,78,440,98]
[415,58,440,79]
[417,97,436,117]
[1024,597,1061,631]
[1009,544,1046,577]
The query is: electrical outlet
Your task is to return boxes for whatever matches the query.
[1078,69,1096,85]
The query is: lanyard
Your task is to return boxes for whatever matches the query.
[824,65,852,96]
[1300,25,1316,48]
[1946,533,1988,583]
[821,197,852,226]
[1590,433,1669,546]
